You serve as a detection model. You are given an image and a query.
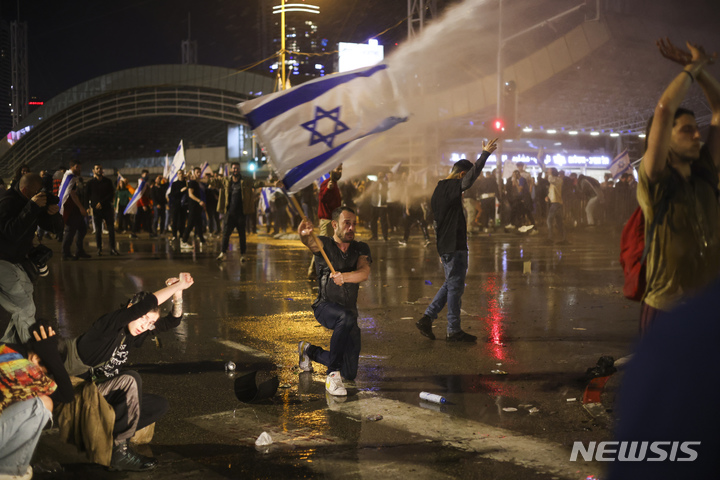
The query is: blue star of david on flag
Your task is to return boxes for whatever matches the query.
[300,106,350,149]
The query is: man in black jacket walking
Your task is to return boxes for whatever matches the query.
[86,164,119,256]
[416,138,498,343]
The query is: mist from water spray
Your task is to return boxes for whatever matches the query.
[341,0,499,202]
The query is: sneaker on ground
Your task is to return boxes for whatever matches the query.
[109,441,158,472]
[416,315,435,340]
[298,341,313,372]
[446,330,477,343]
[398,240,407,246]
[180,241,192,249]
[325,371,347,396]
[216,252,226,261]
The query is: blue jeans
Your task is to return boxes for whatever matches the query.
[308,302,361,380]
[0,397,51,475]
[424,250,468,335]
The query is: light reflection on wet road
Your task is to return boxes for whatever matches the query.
[14,228,635,479]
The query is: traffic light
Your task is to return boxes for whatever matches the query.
[492,118,505,132]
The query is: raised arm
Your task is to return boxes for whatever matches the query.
[153,273,194,305]
[462,138,498,191]
[298,218,320,253]
[646,39,717,182]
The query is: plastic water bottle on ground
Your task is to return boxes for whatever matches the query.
[420,392,446,404]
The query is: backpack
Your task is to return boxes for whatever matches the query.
[619,207,648,301]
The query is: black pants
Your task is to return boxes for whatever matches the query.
[403,208,429,242]
[307,302,361,380]
[93,206,115,252]
[98,370,168,444]
[62,214,87,256]
[133,207,151,234]
[182,205,205,242]
[152,205,167,234]
[370,206,389,240]
[221,212,247,254]
[170,205,186,239]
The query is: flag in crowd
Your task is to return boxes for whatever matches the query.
[58,170,75,215]
[610,149,631,180]
[199,161,210,178]
[315,173,330,188]
[390,160,403,174]
[116,171,126,186]
[260,187,279,212]
[124,177,147,215]
[166,140,186,195]
[238,64,409,193]
[163,154,170,179]
[537,146,546,170]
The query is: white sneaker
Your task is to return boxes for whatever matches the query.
[216,252,226,261]
[398,240,407,247]
[180,241,192,249]
[298,341,313,372]
[325,371,347,396]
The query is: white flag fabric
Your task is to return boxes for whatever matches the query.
[390,160,403,174]
[260,187,279,212]
[124,178,147,215]
[315,173,330,189]
[58,171,76,216]
[199,161,210,178]
[166,140,186,195]
[163,155,170,179]
[238,64,408,193]
[610,149,631,180]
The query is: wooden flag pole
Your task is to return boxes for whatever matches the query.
[288,193,337,275]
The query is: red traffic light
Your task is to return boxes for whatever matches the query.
[492,118,505,132]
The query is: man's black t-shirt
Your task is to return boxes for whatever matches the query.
[313,236,372,312]
[187,180,204,208]
[228,178,243,214]
[169,180,187,206]
[85,176,115,209]
[75,295,181,380]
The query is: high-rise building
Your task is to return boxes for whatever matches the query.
[259,1,330,83]
[0,19,12,136]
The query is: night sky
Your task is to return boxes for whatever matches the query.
[0,0,458,102]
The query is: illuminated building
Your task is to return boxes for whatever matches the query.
[259,1,330,82]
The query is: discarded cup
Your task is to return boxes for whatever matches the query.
[225,361,236,372]
[366,414,383,421]
[502,407,518,412]
[420,392,446,404]
[255,432,273,446]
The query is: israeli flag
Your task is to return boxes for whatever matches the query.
[199,161,210,178]
[166,141,186,195]
[163,154,170,179]
[58,171,75,215]
[315,173,330,189]
[261,187,278,212]
[238,64,409,193]
[124,178,147,215]
[610,149,631,180]
[116,171,126,186]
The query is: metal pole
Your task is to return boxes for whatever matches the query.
[280,0,286,90]
[495,0,504,226]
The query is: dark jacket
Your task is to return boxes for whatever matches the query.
[0,188,63,263]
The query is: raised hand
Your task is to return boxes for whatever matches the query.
[686,41,717,66]
[657,37,692,66]
[483,137,499,154]
[32,325,55,341]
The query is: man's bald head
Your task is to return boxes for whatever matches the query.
[19,173,42,192]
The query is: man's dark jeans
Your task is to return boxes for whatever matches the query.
[308,301,361,380]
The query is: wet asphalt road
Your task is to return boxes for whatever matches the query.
[2,225,640,479]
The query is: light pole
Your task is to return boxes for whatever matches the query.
[280,0,287,91]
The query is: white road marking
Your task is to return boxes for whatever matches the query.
[332,394,602,480]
